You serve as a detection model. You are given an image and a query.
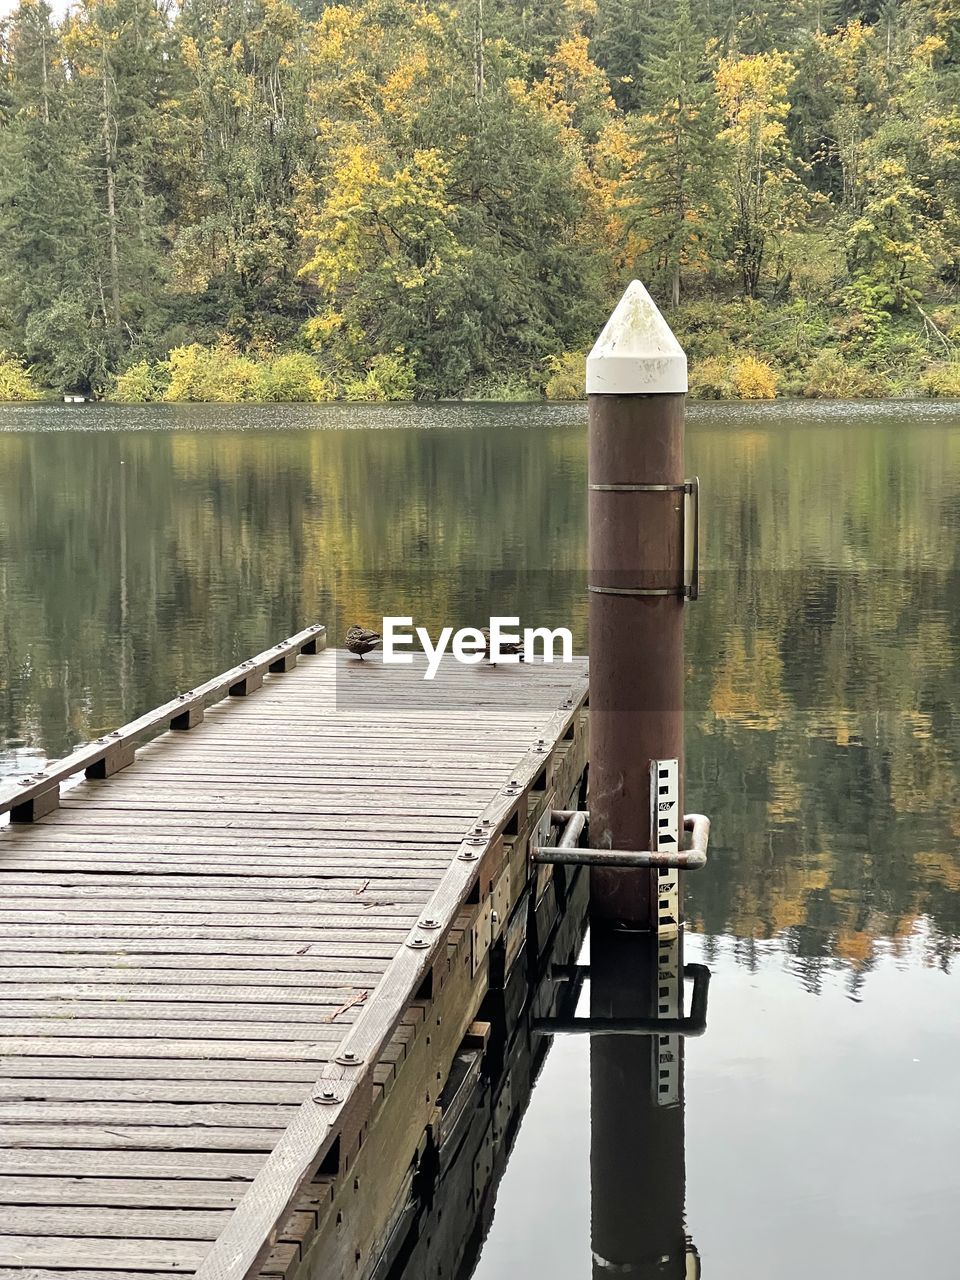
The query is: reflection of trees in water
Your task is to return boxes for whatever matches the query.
[685,418,960,978]
[3,408,960,972]
[0,419,589,761]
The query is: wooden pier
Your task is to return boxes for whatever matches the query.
[0,626,589,1280]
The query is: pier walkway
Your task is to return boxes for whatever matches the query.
[0,626,589,1280]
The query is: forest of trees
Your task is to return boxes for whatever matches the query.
[1,0,959,399]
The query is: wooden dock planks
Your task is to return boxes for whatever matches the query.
[0,636,588,1278]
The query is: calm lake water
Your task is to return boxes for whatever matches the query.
[2,399,959,1275]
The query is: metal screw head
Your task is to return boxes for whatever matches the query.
[407,935,430,950]
[458,849,479,862]
[335,1050,362,1066]
[419,916,440,929]
[314,1085,340,1105]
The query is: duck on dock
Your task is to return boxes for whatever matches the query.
[481,628,524,664]
[345,624,382,660]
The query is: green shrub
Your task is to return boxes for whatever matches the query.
[544,352,587,400]
[732,354,779,399]
[254,352,334,402]
[0,353,41,401]
[688,356,735,399]
[163,341,260,402]
[672,299,759,363]
[24,298,111,393]
[920,362,960,397]
[110,359,170,403]
[343,353,415,402]
[802,349,892,398]
[466,371,541,401]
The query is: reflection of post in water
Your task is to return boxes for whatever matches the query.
[590,929,698,1279]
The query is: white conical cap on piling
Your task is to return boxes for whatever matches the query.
[586,280,687,395]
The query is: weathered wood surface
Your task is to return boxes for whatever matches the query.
[0,641,588,1279]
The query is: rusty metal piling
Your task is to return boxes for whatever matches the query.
[586,280,692,930]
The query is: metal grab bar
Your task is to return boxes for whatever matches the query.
[533,810,710,870]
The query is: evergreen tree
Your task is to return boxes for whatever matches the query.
[171,0,315,345]
[626,0,727,304]
[0,0,106,389]
[590,0,654,112]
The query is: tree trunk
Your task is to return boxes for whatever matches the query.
[474,0,484,105]
[102,41,121,333]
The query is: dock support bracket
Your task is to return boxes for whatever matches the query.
[532,810,710,870]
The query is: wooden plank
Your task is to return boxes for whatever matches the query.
[23,815,472,832]
[0,1270,190,1280]
[0,939,402,957]
[1,984,376,1005]
[0,1019,364,1039]
[0,1236,209,1269]
[0,957,394,976]
[0,1206,316,1244]
[0,1206,234,1239]
[0,900,421,920]
[1,877,437,896]
[0,1001,372,1024]
[0,1151,265,1178]
[0,1102,298,1127]
[0,926,411,942]
[0,875,443,892]
[0,1055,405,1083]
[0,1038,333,1059]
[0,1081,315,1105]
[0,1125,283,1151]
[0,1177,261,1209]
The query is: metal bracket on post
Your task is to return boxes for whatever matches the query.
[684,476,699,601]
[652,758,681,1103]
[531,809,710,871]
[586,478,700,601]
[652,758,680,937]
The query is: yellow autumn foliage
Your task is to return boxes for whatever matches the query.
[733,354,779,399]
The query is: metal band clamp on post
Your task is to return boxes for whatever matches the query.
[587,476,699,601]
